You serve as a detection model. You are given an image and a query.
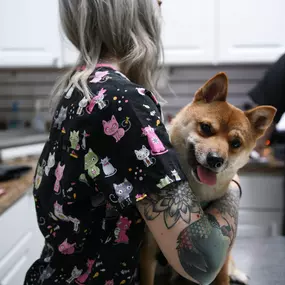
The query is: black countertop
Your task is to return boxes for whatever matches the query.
[232,236,285,285]
[0,129,48,149]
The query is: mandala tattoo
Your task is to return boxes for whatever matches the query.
[141,181,202,228]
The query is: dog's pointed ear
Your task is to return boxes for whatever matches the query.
[193,72,228,103]
[245,106,277,138]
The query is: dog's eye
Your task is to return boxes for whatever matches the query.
[231,139,241,149]
[200,123,212,136]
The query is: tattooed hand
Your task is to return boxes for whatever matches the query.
[138,179,241,285]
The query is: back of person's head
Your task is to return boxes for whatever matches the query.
[51,0,163,109]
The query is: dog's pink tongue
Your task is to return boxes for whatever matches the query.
[197,166,217,186]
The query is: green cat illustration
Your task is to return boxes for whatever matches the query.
[156,175,174,189]
[34,161,44,190]
[84,149,100,179]
[79,173,89,185]
[69,130,79,150]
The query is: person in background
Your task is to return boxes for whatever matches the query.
[248,53,285,234]
[24,1,241,284]
[248,53,285,155]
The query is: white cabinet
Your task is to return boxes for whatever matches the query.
[218,0,285,63]
[0,0,61,67]
[1,0,285,67]
[161,0,215,65]
[0,193,44,285]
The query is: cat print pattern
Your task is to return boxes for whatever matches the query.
[54,163,65,193]
[101,157,117,177]
[44,152,55,176]
[54,106,68,130]
[134,145,156,167]
[110,179,134,208]
[25,66,187,285]
[103,115,126,142]
[142,125,168,156]
[86,88,108,113]
[51,201,80,232]
[84,149,100,179]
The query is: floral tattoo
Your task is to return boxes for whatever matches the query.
[141,182,202,229]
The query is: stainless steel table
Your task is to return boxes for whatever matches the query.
[232,236,285,285]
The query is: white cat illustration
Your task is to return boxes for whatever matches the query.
[100,157,117,177]
[52,201,80,232]
[134,145,155,167]
[111,179,133,208]
[45,152,55,176]
[171,169,181,181]
[54,106,68,130]
[38,264,55,284]
[77,97,89,115]
[67,266,83,284]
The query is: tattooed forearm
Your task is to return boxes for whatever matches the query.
[139,181,202,228]
[139,181,241,284]
[176,183,241,284]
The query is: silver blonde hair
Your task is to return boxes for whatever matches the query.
[51,0,164,109]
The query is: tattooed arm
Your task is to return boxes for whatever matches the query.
[137,175,241,285]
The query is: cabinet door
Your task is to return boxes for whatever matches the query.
[0,0,61,67]
[0,232,33,285]
[0,193,44,285]
[218,0,285,63]
[161,0,215,65]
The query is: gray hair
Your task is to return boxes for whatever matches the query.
[51,0,164,110]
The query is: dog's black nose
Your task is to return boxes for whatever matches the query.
[207,153,224,169]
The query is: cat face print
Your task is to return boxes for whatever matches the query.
[135,145,150,160]
[103,115,119,136]
[113,179,133,198]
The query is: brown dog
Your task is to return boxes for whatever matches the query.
[140,72,276,285]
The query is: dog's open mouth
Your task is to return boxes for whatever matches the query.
[192,166,217,186]
[188,143,217,186]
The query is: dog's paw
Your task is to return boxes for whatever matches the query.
[229,268,250,285]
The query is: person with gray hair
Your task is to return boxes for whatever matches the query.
[24,1,241,284]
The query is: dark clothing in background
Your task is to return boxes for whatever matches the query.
[248,53,285,235]
[249,53,285,123]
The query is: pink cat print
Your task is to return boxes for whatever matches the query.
[54,163,65,193]
[86,88,107,114]
[75,259,95,284]
[90,71,109,84]
[58,239,76,255]
[103,115,125,142]
[142,125,168,156]
[104,280,114,285]
[136,87,146,96]
[114,216,132,244]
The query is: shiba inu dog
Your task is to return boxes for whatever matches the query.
[141,72,276,285]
